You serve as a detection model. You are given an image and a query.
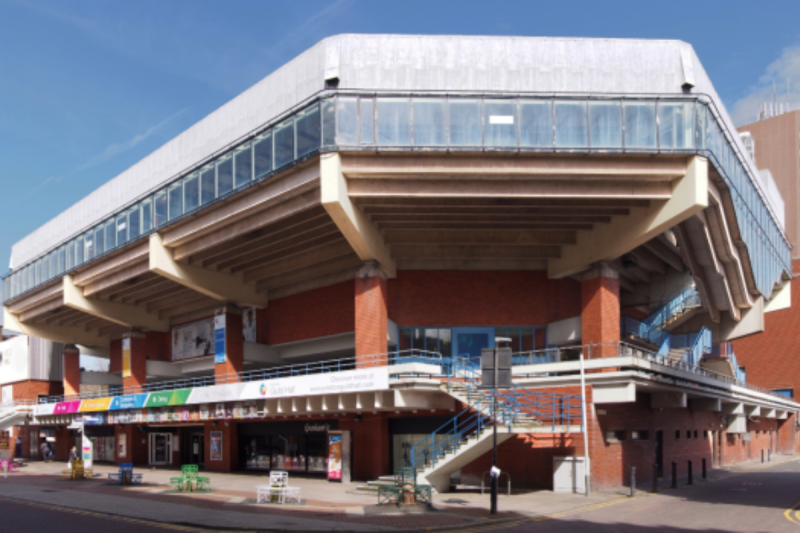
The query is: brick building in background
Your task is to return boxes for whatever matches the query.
[2,35,799,493]
[734,110,800,399]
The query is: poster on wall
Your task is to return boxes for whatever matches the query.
[214,315,226,364]
[172,318,214,361]
[210,431,223,461]
[328,434,342,480]
[118,434,127,458]
[122,337,131,378]
[200,405,209,420]
[243,308,257,343]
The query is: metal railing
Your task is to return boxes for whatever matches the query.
[511,341,786,401]
[709,342,747,383]
[644,287,701,329]
[621,315,670,354]
[35,349,443,406]
[409,355,582,473]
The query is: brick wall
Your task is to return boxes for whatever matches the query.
[9,379,63,402]
[261,281,355,345]
[733,260,800,393]
[581,275,620,357]
[388,271,581,326]
[63,346,80,396]
[355,275,388,362]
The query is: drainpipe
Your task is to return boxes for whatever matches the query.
[580,353,591,496]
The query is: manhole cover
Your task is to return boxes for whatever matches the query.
[42,489,60,493]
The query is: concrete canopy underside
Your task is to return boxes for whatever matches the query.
[4,151,751,345]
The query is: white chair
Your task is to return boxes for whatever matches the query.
[256,470,293,504]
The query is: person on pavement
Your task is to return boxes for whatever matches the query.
[40,441,51,463]
[68,446,78,467]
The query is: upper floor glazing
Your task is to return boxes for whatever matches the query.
[3,92,791,304]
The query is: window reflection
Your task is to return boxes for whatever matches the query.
[274,119,294,168]
[589,101,622,148]
[360,98,374,144]
[184,174,199,213]
[555,101,588,148]
[200,165,215,205]
[105,220,116,252]
[413,99,446,146]
[335,97,357,145]
[154,191,167,227]
[253,132,272,179]
[216,154,233,196]
[141,199,153,233]
[624,102,656,149]
[234,144,252,189]
[128,207,140,240]
[520,100,552,148]
[449,99,482,146]
[168,182,182,221]
[116,214,128,246]
[377,98,410,146]
[295,105,320,158]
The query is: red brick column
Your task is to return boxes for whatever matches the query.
[778,413,798,455]
[581,264,620,358]
[122,330,148,393]
[63,345,81,398]
[215,306,244,381]
[355,262,388,366]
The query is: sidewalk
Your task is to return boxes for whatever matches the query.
[0,461,624,531]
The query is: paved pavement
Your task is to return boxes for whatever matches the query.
[2,455,800,531]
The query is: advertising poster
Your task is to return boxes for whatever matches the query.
[243,308,257,343]
[214,315,226,364]
[200,405,209,420]
[122,337,131,379]
[171,318,214,361]
[210,431,223,461]
[215,403,225,419]
[118,433,127,458]
[244,401,258,418]
[328,434,342,480]
[82,432,93,470]
[233,402,243,419]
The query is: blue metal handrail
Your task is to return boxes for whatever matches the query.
[708,342,746,383]
[644,286,701,329]
[622,315,670,354]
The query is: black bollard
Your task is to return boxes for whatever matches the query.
[702,458,707,480]
[671,461,677,489]
[688,460,693,485]
[630,466,636,497]
[652,464,658,493]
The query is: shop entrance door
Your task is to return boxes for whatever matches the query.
[452,328,495,362]
[149,433,172,465]
[190,434,204,466]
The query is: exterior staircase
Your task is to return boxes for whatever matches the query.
[0,402,32,432]
[356,357,583,494]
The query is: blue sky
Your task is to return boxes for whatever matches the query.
[2,0,800,292]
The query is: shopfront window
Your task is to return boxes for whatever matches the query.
[239,422,333,473]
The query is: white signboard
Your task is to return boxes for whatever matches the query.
[185,367,390,405]
[1,386,12,404]
[0,336,30,385]
[172,318,214,361]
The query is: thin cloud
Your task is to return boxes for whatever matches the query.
[731,45,800,126]
[11,108,187,206]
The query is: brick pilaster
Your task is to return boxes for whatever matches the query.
[355,262,388,366]
[581,263,620,358]
[63,345,81,398]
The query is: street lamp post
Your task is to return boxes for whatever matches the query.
[482,337,512,516]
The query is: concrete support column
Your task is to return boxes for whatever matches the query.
[63,344,81,398]
[355,262,388,366]
[214,305,243,381]
[122,330,148,393]
[581,263,621,358]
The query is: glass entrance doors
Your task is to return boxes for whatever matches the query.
[149,433,172,465]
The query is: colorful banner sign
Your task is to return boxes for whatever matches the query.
[122,337,131,379]
[82,414,105,425]
[214,315,226,364]
[109,394,148,411]
[328,434,342,480]
[33,368,390,419]
[210,431,223,461]
[79,398,112,412]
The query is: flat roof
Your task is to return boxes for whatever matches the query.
[9,35,757,269]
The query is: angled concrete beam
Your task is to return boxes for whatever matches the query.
[744,405,761,417]
[321,153,396,277]
[651,392,687,409]
[549,156,708,278]
[722,402,744,415]
[3,307,110,347]
[149,233,268,308]
[63,275,169,332]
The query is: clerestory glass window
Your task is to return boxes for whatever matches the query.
[624,101,657,149]
[555,100,588,148]
[321,98,335,146]
[484,99,517,147]
[168,182,183,221]
[216,153,233,197]
[335,97,358,145]
[183,173,199,213]
[589,101,622,148]
[154,191,167,228]
[253,131,273,180]
[234,144,252,189]
[377,98,411,146]
[274,119,295,168]
[128,206,140,241]
[413,99,446,146]
[519,100,552,148]
[199,164,215,205]
[295,105,320,158]
[94,225,105,257]
[659,101,694,149]
[360,98,374,144]
[448,99,482,146]
[116,213,128,246]
[141,198,153,233]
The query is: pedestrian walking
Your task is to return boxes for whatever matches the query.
[68,446,78,468]
[39,441,51,463]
